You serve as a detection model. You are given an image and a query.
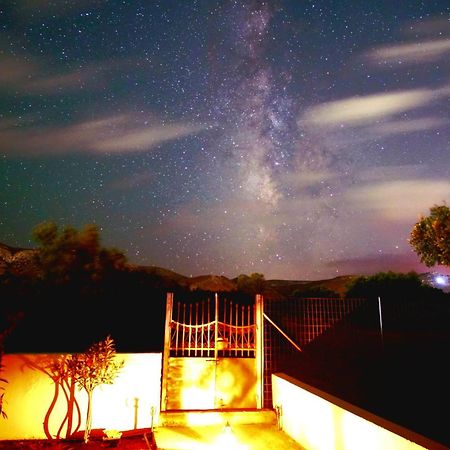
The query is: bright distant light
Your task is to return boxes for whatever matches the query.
[434,275,448,286]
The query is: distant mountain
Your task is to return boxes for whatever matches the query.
[133,265,238,293]
[1,241,447,296]
[267,275,357,298]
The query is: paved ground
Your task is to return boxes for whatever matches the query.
[0,424,305,449]
[153,423,305,449]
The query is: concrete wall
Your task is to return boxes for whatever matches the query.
[0,353,162,440]
[272,373,446,450]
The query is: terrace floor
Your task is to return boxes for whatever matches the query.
[153,423,305,449]
[153,409,305,449]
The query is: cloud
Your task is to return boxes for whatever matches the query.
[0,55,98,94]
[0,113,209,156]
[93,122,207,153]
[328,116,448,149]
[0,54,150,95]
[284,170,337,192]
[356,164,428,183]
[0,57,37,85]
[345,179,450,221]
[365,117,448,138]
[367,38,450,65]
[25,69,96,93]
[301,89,436,128]
[324,253,432,276]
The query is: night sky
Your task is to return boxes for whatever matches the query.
[1,1,449,280]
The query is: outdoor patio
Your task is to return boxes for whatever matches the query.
[153,422,305,450]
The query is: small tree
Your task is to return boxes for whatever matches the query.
[409,204,450,267]
[68,336,124,443]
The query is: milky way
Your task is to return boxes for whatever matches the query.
[1,1,449,280]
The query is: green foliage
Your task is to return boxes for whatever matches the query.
[345,271,426,299]
[32,221,127,285]
[236,272,265,295]
[293,286,339,298]
[69,335,124,394]
[68,336,124,443]
[409,204,450,267]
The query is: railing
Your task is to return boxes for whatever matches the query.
[169,295,256,358]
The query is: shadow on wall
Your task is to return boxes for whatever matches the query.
[19,354,81,440]
[0,353,162,440]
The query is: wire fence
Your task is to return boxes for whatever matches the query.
[263,296,377,408]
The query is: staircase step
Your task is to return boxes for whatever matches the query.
[159,409,276,427]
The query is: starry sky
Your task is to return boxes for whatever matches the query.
[1,1,449,280]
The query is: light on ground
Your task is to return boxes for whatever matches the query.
[214,422,246,449]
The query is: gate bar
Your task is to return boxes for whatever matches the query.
[161,292,173,411]
[263,312,303,352]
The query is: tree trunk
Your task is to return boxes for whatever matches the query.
[43,380,59,439]
[65,380,76,439]
[84,390,93,444]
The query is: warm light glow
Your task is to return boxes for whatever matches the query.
[272,374,429,450]
[272,376,335,450]
[0,353,162,440]
[214,422,247,450]
[182,386,215,410]
[168,357,257,410]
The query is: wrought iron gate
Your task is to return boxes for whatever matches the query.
[161,293,264,411]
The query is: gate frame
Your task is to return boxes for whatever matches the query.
[160,292,264,412]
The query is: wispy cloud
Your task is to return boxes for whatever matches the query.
[0,56,37,85]
[345,179,450,221]
[301,89,436,128]
[25,69,98,93]
[367,38,450,65]
[0,113,209,156]
[326,116,448,149]
[0,54,100,94]
[356,164,428,183]
[284,169,337,192]
[366,117,448,138]
[0,54,150,95]
[94,121,207,153]
[324,253,431,276]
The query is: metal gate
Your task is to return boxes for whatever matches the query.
[161,293,264,411]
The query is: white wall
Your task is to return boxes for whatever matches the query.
[272,373,445,450]
[0,353,162,440]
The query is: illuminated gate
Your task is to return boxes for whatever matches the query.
[161,293,264,411]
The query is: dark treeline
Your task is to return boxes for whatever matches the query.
[1,268,167,353]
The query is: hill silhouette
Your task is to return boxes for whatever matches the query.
[0,241,357,298]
